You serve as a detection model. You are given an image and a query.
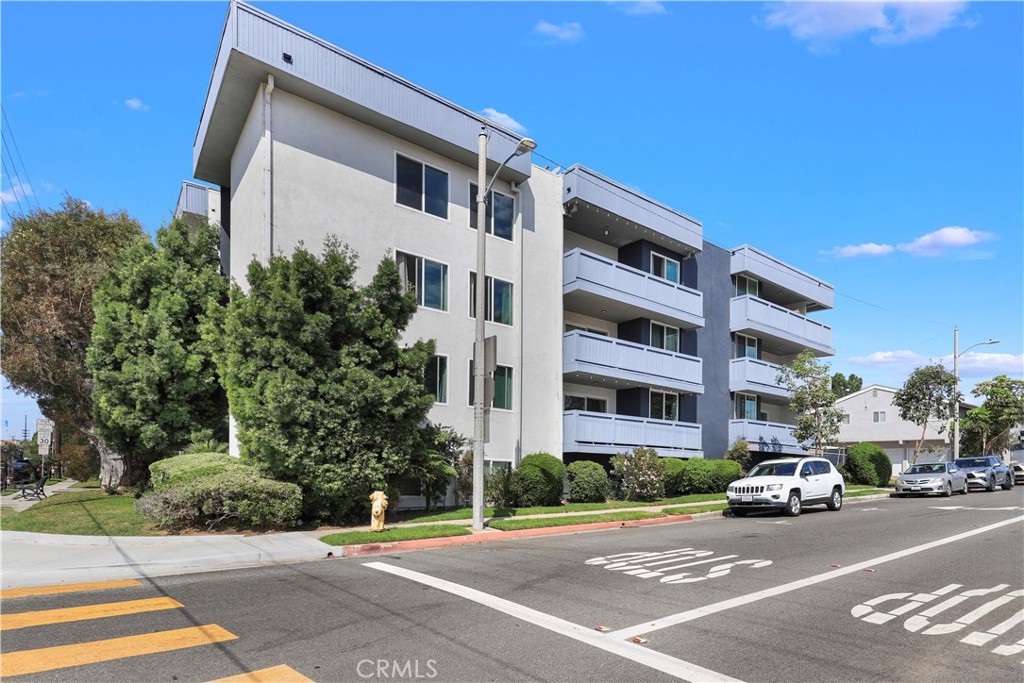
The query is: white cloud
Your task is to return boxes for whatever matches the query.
[0,179,33,205]
[761,2,967,51]
[534,20,585,43]
[481,108,527,134]
[850,349,1024,379]
[823,242,894,258]
[896,226,996,257]
[614,1,668,16]
[124,97,150,112]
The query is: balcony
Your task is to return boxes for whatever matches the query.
[564,331,703,394]
[731,245,834,311]
[729,419,806,456]
[564,248,704,329]
[564,410,702,458]
[730,295,833,357]
[729,357,790,403]
[562,165,702,255]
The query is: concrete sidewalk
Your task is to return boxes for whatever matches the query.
[1,478,80,512]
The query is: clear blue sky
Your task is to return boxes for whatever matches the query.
[2,1,1022,439]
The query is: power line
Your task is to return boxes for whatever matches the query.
[0,105,40,211]
[1,156,26,216]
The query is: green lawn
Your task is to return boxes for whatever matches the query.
[395,493,727,523]
[0,491,157,536]
[319,524,472,546]
[846,487,890,498]
[71,478,102,489]
[487,510,664,531]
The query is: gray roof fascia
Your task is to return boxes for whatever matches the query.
[194,1,532,188]
[562,164,703,252]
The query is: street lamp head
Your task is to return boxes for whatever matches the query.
[983,339,999,345]
[514,138,537,156]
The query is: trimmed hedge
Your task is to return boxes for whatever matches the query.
[136,469,302,531]
[149,452,246,492]
[514,453,565,507]
[567,460,611,503]
[846,443,891,487]
[842,447,878,486]
[662,458,688,496]
[675,458,742,494]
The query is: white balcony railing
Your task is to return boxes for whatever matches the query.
[564,410,702,457]
[729,357,790,398]
[563,248,704,327]
[730,245,834,310]
[564,331,703,393]
[729,419,805,455]
[730,295,833,353]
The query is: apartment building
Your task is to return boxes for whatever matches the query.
[184,1,835,486]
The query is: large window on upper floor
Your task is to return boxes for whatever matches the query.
[735,334,759,359]
[650,390,679,421]
[468,361,513,411]
[735,393,758,420]
[735,274,760,298]
[396,154,449,219]
[469,183,514,241]
[396,251,448,312]
[565,394,607,413]
[651,322,680,353]
[469,272,513,326]
[651,252,681,284]
[425,355,448,404]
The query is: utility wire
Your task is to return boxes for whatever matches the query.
[1,156,26,216]
[1,104,40,211]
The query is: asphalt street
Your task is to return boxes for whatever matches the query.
[2,489,1022,683]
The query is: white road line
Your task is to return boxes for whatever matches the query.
[609,515,1024,640]
[364,561,743,683]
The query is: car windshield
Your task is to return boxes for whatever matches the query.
[747,462,797,477]
[905,464,944,474]
[956,458,989,468]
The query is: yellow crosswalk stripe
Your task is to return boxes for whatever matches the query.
[1,596,184,631]
[210,664,314,682]
[0,624,237,677]
[0,579,142,600]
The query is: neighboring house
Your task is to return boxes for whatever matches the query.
[180,2,836,502]
[835,385,974,473]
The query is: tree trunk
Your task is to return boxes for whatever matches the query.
[912,422,928,465]
[88,429,127,489]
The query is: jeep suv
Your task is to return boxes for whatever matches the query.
[726,457,845,517]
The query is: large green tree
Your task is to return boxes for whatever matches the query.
[87,218,228,480]
[777,350,844,455]
[210,239,436,521]
[892,363,959,464]
[831,372,863,398]
[961,375,1024,455]
[0,198,145,486]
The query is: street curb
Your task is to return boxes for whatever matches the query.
[338,513,698,557]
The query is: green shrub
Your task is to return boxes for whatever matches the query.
[843,447,879,486]
[611,447,665,501]
[848,443,893,487]
[662,458,688,496]
[567,461,611,503]
[149,452,246,492]
[136,469,302,531]
[673,458,743,494]
[725,439,753,473]
[513,453,565,507]
[484,465,519,508]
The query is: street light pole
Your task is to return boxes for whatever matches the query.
[473,128,536,531]
[951,326,999,462]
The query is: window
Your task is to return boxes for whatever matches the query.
[469,272,513,326]
[651,322,680,353]
[873,411,886,423]
[650,390,679,421]
[396,252,448,311]
[564,395,607,412]
[841,413,850,424]
[812,461,832,475]
[735,334,759,359]
[396,154,448,219]
[399,478,423,496]
[735,275,759,297]
[735,393,758,420]
[425,355,448,403]
[651,252,681,283]
[468,361,513,410]
[469,183,514,240]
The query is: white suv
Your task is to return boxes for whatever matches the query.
[726,457,845,517]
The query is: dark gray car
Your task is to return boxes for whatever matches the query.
[954,456,1014,491]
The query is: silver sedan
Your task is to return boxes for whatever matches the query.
[895,462,968,497]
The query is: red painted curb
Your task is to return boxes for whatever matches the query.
[340,513,696,557]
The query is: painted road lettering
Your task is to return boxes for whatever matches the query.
[852,584,1024,660]
[586,549,771,583]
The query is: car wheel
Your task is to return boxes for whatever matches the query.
[730,508,748,517]
[783,491,801,517]
[827,487,843,511]
[961,480,969,495]
[1002,474,1014,491]
[987,476,996,492]
[943,481,952,497]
